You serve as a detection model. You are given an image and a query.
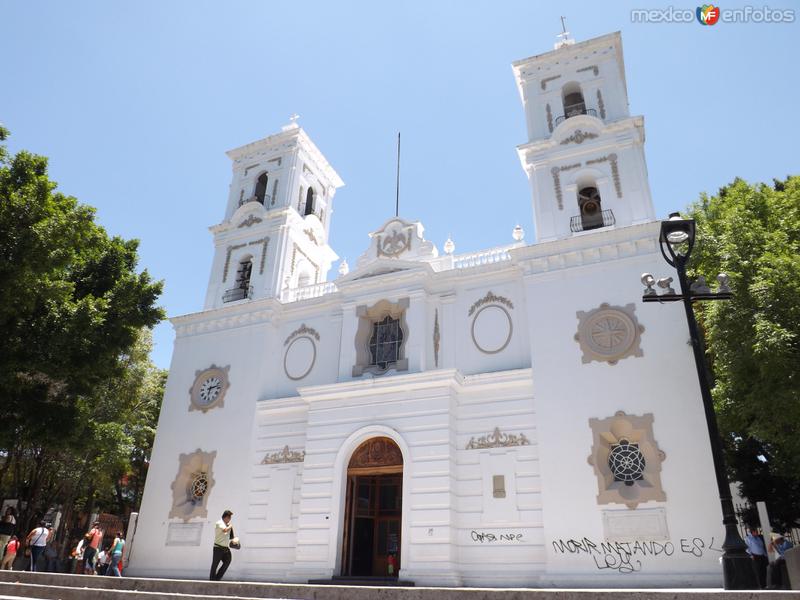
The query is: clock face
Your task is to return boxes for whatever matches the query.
[190,366,229,412]
[198,377,222,405]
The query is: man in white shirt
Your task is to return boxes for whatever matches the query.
[209,510,233,581]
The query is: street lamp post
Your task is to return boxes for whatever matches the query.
[641,212,757,590]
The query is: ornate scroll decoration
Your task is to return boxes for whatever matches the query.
[237,215,263,228]
[550,163,581,211]
[433,308,441,368]
[169,449,216,521]
[262,445,305,464]
[586,154,621,197]
[596,89,606,119]
[466,427,530,450]
[546,103,554,133]
[377,228,412,258]
[348,437,403,470]
[468,291,514,316]
[587,411,667,509]
[304,228,319,245]
[267,156,282,166]
[560,129,598,145]
[575,302,645,365]
[284,323,320,345]
[540,75,561,91]
[258,237,270,274]
[271,179,278,206]
[577,65,599,76]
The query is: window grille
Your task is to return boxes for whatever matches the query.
[368,315,403,369]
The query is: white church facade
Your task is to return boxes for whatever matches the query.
[129,31,725,587]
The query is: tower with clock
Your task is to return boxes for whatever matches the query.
[130,31,727,589]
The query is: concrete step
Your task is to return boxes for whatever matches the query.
[0,572,789,600]
[308,576,414,586]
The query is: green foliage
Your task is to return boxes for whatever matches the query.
[0,130,166,535]
[686,176,800,529]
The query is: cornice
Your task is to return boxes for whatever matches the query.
[511,221,661,277]
[170,298,281,337]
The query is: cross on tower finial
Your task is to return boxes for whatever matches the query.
[555,16,574,48]
[290,113,300,123]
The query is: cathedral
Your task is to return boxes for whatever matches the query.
[128,31,724,587]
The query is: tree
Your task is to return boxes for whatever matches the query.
[0,127,165,534]
[686,176,800,530]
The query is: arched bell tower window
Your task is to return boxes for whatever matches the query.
[304,187,315,217]
[223,256,253,303]
[557,82,595,125]
[578,186,603,231]
[254,172,269,205]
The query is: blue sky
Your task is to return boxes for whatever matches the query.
[2,0,797,369]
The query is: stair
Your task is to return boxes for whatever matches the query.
[308,575,414,586]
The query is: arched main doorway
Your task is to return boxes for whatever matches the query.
[341,437,403,577]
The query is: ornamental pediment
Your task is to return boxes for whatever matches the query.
[340,258,432,284]
[356,217,438,269]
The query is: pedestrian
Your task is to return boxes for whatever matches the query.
[1,535,20,570]
[745,527,769,588]
[105,532,125,577]
[209,509,234,581]
[83,521,103,575]
[25,521,51,572]
[0,507,16,550]
[767,532,794,589]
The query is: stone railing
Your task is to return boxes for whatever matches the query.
[280,281,337,303]
[452,246,514,269]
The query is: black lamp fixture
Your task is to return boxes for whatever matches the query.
[641,212,756,590]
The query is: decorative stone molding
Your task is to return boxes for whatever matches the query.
[237,215,263,228]
[189,365,230,413]
[262,445,305,464]
[223,237,270,281]
[560,129,598,145]
[577,65,599,76]
[303,228,319,245]
[596,89,606,119]
[540,75,561,90]
[574,303,644,365]
[169,449,216,521]
[284,323,320,345]
[433,308,441,368]
[471,304,513,354]
[546,103,554,133]
[349,437,403,470]
[468,291,514,316]
[586,153,621,198]
[356,217,437,269]
[587,411,666,509]
[550,163,581,211]
[291,243,319,282]
[352,298,410,377]
[378,227,412,257]
[466,427,530,450]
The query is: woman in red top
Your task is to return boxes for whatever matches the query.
[2,535,20,570]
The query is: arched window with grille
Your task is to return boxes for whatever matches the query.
[578,185,603,231]
[223,256,253,302]
[561,82,587,121]
[254,172,268,204]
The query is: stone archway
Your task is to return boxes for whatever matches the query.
[341,437,403,577]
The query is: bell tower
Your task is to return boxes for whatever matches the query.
[513,31,655,242]
[204,117,344,309]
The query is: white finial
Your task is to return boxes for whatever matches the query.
[512,224,525,242]
[338,258,349,276]
[444,236,455,255]
[282,113,301,131]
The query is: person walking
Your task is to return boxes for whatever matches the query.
[83,521,103,575]
[25,521,51,572]
[0,507,17,551]
[1,536,20,570]
[209,510,234,581]
[105,532,125,577]
[745,527,769,588]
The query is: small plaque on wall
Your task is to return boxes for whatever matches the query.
[602,507,669,541]
[166,522,204,546]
